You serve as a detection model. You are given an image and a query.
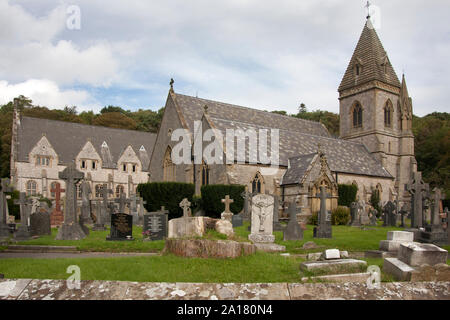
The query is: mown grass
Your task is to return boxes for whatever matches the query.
[1,226,165,253]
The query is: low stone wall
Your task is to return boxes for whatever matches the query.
[163,239,256,258]
[1,279,449,300]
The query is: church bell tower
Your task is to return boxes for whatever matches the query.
[338,17,417,203]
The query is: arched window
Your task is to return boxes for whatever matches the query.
[201,162,209,186]
[50,182,57,198]
[77,184,82,199]
[115,185,125,198]
[384,100,393,127]
[352,102,363,128]
[26,180,37,196]
[251,172,264,194]
[95,184,105,198]
[163,146,176,182]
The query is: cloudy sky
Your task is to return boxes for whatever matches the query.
[0,0,449,116]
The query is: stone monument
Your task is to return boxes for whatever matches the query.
[283,202,303,241]
[0,178,13,240]
[221,195,234,222]
[420,188,447,245]
[313,186,332,238]
[13,192,32,241]
[143,206,169,241]
[50,182,65,227]
[406,172,429,228]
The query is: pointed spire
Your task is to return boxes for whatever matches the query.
[399,74,413,117]
[338,20,401,92]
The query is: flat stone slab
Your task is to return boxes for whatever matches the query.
[387,231,414,242]
[398,243,448,267]
[379,240,416,252]
[254,243,286,253]
[383,258,416,281]
[364,250,396,259]
[300,259,367,272]
[5,245,79,253]
[301,272,371,283]
[1,279,449,300]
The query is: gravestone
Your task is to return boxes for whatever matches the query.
[399,204,408,228]
[0,178,13,240]
[107,213,133,241]
[313,186,332,239]
[13,192,32,241]
[241,189,251,221]
[273,195,284,231]
[91,201,106,231]
[50,182,65,227]
[406,172,429,228]
[129,193,140,225]
[221,195,234,222]
[93,186,112,230]
[446,208,450,244]
[115,192,130,214]
[368,206,378,226]
[358,200,370,225]
[232,213,243,228]
[143,206,169,240]
[55,163,87,240]
[137,196,148,225]
[80,181,93,224]
[350,202,360,226]
[168,198,206,238]
[283,202,303,241]
[420,188,447,245]
[30,208,51,236]
[383,201,397,227]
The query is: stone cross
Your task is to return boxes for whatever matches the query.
[80,181,92,223]
[115,192,130,213]
[100,185,113,217]
[221,195,234,213]
[383,201,397,227]
[314,186,332,238]
[180,198,191,218]
[0,178,13,239]
[406,172,429,228]
[58,163,84,224]
[159,206,169,215]
[13,192,32,240]
[129,193,140,214]
[399,204,408,228]
[241,189,250,220]
[431,188,445,226]
[50,182,65,213]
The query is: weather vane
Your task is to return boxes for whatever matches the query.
[365,1,372,19]
[170,78,174,91]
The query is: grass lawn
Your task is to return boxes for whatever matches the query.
[1,226,165,253]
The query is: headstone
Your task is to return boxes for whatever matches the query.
[406,172,429,228]
[93,186,112,230]
[399,204,408,228]
[115,192,130,214]
[358,199,370,225]
[55,163,87,240]
[324,249,340,260]
[137,195,147,225]
[143,206,169,240]
[232,213,243,228]
[273,195,284,231]
[80,181,93,224]
[50,183,65,227]
[248,194,275,243]
[368,206,378,226]
[383,201,397,227]
[168,199,206,238]
[0,178,13,239]
[129,193,140,225]
[283,202,303,241]
[30,208,51,236]
[350,202,360,226]
[241,189,251,221]
[107,213,133,241]
[221,195,234,222]
[420,188,447,245]
[13,192,31,240]
[313,186,332,239]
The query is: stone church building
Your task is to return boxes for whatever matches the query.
[149,19,417,213]
[10,18,418,215]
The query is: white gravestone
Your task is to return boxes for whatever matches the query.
[248,194,275,243]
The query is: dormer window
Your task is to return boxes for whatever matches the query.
[123,164,127,172]
[355,64,361,76]
[81,160,86,169]
[132,164,137,173]
[92,161,97,170]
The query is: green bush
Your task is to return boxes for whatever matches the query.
[338,184,358,207]
[331,206,351,225]
[6,190,20,219]
[308,212,318,225]
[137,182,195,220]
[370,189,381,216]
[200,184,245,218]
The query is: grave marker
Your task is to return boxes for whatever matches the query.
[143,206,169,241]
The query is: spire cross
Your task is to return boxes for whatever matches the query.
[365,1,371,19]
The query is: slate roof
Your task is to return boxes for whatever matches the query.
[173,93,330,137]
[281,153,317,185]
[338,20,401,92]
[17,116,156,171]
[208,117,393,178]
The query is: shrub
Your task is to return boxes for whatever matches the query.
[338,184,358,207]
[308,212,318,225]
[370,189,381,216]
[200,184,245,218]
[6,190,20,219]
[137,182,195,220]
[331,206,351,225]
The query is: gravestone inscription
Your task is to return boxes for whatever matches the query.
[143,206,169,241]
[107,213,133,241]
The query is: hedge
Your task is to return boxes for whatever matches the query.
[137,182,195,220]
[200,184,245,218]
[338,184,358,207]
[331,206,351,225]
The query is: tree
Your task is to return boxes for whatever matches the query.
[92,112,138,130]
[298,103,307,114]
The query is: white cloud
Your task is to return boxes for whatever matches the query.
[0,79,100,112]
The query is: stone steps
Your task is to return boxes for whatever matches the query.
[4,245,79,253]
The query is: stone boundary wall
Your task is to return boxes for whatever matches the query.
[0,279,449,300]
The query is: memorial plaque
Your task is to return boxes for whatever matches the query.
[143,213,168,240]
[106,213,133,241]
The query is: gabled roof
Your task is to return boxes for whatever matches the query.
[281,153,317,185]
[17,116,156,171]
[339,19,401,92]
[208,117,393,178]
[172,93,330,137]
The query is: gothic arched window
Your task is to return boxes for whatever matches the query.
[201,162,209,186]
[352,102,363,128]
[163,146,176,182]
[26,180,37,196]
[251,172,264,194]
[384,100,393,127]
